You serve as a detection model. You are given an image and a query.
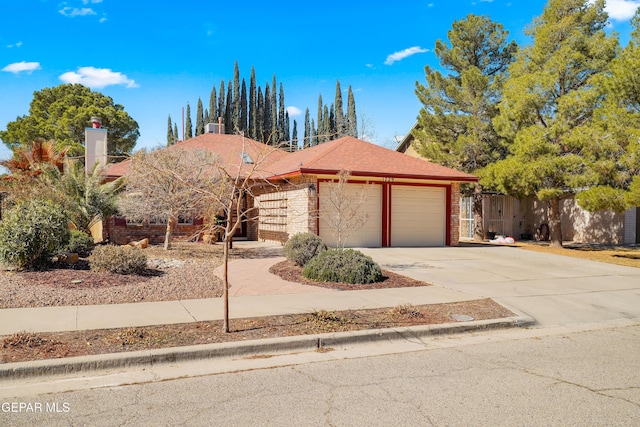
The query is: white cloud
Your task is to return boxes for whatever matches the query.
[59,67,138,89]
[2,61,41,74]
[6,41,23,48]
[384,46,429,65]
[59,6,97,17]
[604,0,640,21]
[286,106,302,116]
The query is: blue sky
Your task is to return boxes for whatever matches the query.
[1,0,639,162]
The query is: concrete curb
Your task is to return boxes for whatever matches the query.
[0,313,535,381]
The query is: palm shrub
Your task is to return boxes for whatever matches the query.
[302,249,383,284]
[65,230,95,257]
[0,200,70,269]
[284,232,327,266]
[89,245,147,275]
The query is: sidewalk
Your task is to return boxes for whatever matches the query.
[0,243,535,380]
[0,254,480,336]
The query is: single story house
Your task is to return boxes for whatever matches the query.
[104,130,477,247]
[396,129,640,244]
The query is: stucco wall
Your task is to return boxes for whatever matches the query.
[514,195,625,244]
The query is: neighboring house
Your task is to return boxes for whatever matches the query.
[105,129,477,247]
[396,130,640,244]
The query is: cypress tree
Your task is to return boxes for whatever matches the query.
[218,80,225,129]
[173,123,179,143]
[257,87,264,142]
[278,82,286,144]
[310,119,317,146]
[292,119,298,151]
[264,83,272,143]
[329,103,336,139]
[322,105,330,143]
[334,80,344,137]
[304,108,310,148]
[347,85,357,137]
[167,115,174,146]
[209,85,217,124]
[225,81,232,132]
[240,79,248,132]
[271,76,278,144]
[204,108,210,129]
[317,95,323,143]
[232,61,240,132]
[284,110,290,150]
[185,103,193,139]
[195,98,204,136]
[249,67,257,139]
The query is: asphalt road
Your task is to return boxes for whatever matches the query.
[3,321,639,426]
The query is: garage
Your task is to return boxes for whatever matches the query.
[319,182,382,247]
[391,185,446,246]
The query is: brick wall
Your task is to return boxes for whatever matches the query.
[105,217,203,245]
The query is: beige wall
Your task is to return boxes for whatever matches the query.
[512,195,625,244]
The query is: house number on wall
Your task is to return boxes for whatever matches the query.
[383,177,394,182]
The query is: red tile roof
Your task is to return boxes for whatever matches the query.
[264,136,477,182]
[104,133,289,179]
[105,134,476,183]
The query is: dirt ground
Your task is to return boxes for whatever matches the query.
[0,243,516,364]
[4,240,636,364]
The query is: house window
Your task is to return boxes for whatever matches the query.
[124,216,143,226]
[177,214,193,225]
[148,215,168,225]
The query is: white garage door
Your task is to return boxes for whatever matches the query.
[391,186,445,246]
[319,183,382,247]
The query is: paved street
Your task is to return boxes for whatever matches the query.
[2,321,639,426]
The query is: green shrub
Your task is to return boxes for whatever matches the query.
[89,245,147,275]
[302,249,383,284]
[284,232,327,266]
[65,230,95,257]
[0,200,70,269]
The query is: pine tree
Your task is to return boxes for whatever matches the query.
[334,80,344,137]
[167,115,174,146]
[482,0,617,247]
[195,98,204,136]
[249,67,257,139]
[185,103,193,139]
[347,86,357,137]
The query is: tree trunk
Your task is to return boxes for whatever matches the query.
[548,197,563,248]
[473,184,484,242]
[222,236,230,333]
[163,217,175,250]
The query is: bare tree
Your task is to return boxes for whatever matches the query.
[118,148,224,250]
[320,170,372,249]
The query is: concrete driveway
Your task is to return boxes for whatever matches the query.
[359,245,640,327]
